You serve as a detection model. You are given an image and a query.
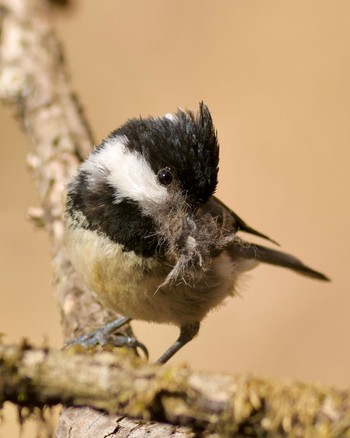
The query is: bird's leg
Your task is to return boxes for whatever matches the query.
[64,316,149,359]
[156,322,200,364]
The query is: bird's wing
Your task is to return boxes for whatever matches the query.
[202,196,278,244]
[201,197,329,281]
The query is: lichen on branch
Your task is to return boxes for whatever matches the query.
[1,340,350,437]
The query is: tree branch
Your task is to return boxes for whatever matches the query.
[1,340,350,437]
[0,0,116,340]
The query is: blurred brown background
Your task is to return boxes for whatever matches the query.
[1,1,349,435]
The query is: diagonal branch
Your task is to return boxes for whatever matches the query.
[0,0,114,340]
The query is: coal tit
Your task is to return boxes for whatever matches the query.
[65,102,329,363]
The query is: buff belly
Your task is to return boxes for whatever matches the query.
[65,223,239,326]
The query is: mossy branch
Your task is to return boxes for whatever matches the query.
[1,340,350,437]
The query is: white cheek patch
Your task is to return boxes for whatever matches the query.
[81,135,168,205]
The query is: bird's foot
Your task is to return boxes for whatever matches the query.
[64,316,148,360]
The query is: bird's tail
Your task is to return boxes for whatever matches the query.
[228,243,329,281]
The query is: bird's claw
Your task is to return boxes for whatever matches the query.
[64,317,149,360]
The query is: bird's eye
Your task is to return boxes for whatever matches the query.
[157,168,173,186]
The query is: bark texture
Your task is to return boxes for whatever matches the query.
[1,341,350,437]
[0,0,109,340]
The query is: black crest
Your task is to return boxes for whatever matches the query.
[108,102,220,207]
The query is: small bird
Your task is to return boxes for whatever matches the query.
[64,102,329,363]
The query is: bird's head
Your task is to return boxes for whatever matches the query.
[66,103,229,275]
[104,101,219,211]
